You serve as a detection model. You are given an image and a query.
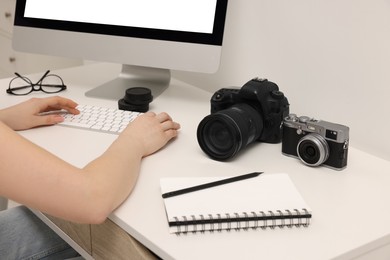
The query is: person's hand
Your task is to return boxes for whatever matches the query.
[0,96,80,130]
[120,111,181,157]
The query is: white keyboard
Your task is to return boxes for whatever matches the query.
[59,104,142,134]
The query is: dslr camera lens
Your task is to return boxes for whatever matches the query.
[197,103,263,160]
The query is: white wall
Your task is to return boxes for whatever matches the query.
[173,0,390,161]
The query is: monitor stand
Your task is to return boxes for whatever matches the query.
[85,64,171,100]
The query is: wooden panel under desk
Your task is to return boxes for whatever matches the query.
[44,214,157,259]
[91,218,157,260]
[44,214,92,255]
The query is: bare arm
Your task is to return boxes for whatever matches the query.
[0,97,180,224]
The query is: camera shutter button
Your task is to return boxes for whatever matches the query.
[299,116,310,123]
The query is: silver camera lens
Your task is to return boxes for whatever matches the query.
[297,133,329,167]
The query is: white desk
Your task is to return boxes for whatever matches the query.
[1,63,390,260]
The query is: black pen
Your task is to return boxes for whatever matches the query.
[162,172,263,199]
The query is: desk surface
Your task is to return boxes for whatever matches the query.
[1,63,390,260]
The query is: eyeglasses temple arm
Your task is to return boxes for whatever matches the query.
[13,72,31,84]
[36,70,51,84]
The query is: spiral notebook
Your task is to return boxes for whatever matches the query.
[160,173,312,234]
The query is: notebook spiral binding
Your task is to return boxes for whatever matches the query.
[170,208,311,234]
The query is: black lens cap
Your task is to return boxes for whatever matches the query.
[118,87,153,112]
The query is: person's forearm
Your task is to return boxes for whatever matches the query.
[0,108,178,224]
[0,122,143,224]
[81,136,144,223]
[0,108,9,127]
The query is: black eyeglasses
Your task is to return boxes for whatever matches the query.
[7,70,66,96]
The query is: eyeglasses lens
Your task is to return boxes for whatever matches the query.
[41,74,65,93]
[9,76,33,95]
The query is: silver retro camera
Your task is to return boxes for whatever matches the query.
[282,114,349,170]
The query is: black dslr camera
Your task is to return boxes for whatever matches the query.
[282,114,349,170]
[197,78,290,160]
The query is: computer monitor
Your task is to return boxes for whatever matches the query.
[12,0,228,100]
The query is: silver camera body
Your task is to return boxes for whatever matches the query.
[282,114,349,170]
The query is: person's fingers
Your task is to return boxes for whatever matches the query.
[144,111,156,117]
[156,112,172,122]
[34,114,65,126]
[161,120,180,131]
[38,96,79,114]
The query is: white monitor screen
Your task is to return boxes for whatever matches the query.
[13,0,228,99]
[24,0,217,34]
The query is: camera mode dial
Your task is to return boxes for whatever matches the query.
[270,90,285,100]
[285,114,297,121]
